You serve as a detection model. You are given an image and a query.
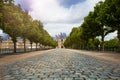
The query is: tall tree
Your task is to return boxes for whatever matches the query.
[21,10,32,52]
[93,1,114,51]
[2,3,23,53]
[64,27,82,48]
[101,0,120,51]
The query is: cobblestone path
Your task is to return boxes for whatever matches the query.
[0,49,120,80]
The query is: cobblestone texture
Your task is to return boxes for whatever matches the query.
[0,49,120,80]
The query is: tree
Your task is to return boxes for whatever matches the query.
[27,21,37,51]
[21,10,33,52]
[93,1,114,51]
[64,27,82,48]
[41,30,57,47]
[101,0,120,51]
[1,2,23,53]
[0,36,3,43]
[88,38,100,50]
[104,38,119,48]
[84,12,101,38]
[34,20,43,49]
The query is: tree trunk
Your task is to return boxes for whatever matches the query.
[30,42,32,51]
[101,26,105,52]
[23,38,26,52]
[92,38,95,49]
[36,43,37,51]
[101,34,104,51]
[117,29,120,52]
[13,41,17,53]
[85,40,89,50]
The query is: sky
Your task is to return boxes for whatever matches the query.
[13,0,117,40]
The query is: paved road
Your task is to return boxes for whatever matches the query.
[0,49,120,80]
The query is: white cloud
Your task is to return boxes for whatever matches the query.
[0,0,116,40]
[29,0,68,23]
[29,0,102,23]
[105,31,117,40]
[44,23,80,36]
[28,0,105,36]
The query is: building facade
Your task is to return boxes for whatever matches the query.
[57,39,65,48]
[55,33,66,48]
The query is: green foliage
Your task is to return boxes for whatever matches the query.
[64,27,84,48]
[65,0,119,52]
[104,38,119,47]
[41,30,57,47]
[1,2,24,52]
[100,0,120,50]
[84,12,101,38]
[88,38,100,48]
[0,1,57,52]
[0,0,3,27]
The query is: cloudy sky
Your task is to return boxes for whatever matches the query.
[13,0,117,40]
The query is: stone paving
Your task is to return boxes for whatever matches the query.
[0,49,120,80]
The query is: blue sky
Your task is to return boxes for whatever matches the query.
[59,0,86,8]
[15,0,31,11]
[15,0,86,10]
[11,0,117,40]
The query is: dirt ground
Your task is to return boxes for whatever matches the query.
[0,49,120,66]
[73,50,120,64]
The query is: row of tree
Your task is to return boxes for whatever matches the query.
[64,0,120,52]
[0,0,57,53]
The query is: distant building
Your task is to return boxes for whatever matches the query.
[0,33,32,49]
[57,38,65,48]
[55,33,66,48]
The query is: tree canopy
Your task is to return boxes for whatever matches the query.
[64,0,120,52]
[0,0,57,52]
